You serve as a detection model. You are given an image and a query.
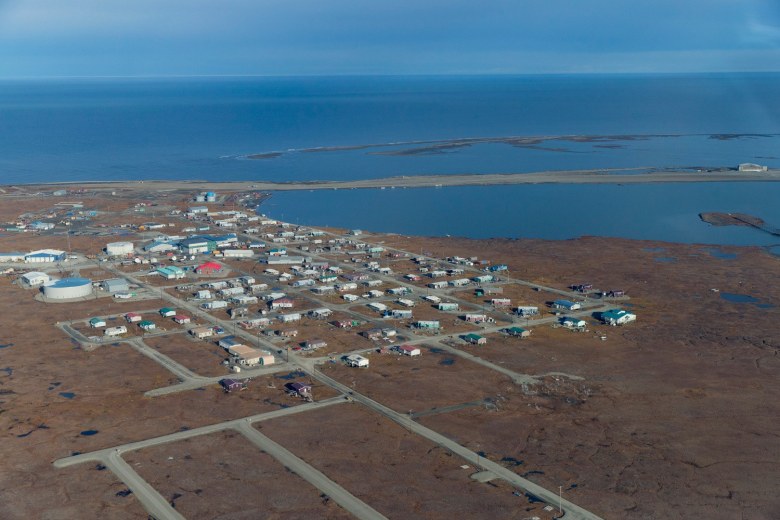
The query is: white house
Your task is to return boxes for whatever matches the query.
[21,271,50,286]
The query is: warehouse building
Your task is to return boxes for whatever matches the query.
[105,241,134,256]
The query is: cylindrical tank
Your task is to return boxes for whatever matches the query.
[43,278,93,299]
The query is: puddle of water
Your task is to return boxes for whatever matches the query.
[275,370,306,380]
[755,303,775,309]
[95,464,106,471]
[522,470,546,478]
[59,392,76,399]
[428,347,444,354]
[501,456,524,466]
[1,367,13,377]
[654,257,677,263]
[567,483,579,491]
[767,245,780,257]
[525,492,544,504]
[0,343,13,349]
[439,358,455,366]
[705,248,737,260]
[720,293,759,304]
[115,489,133,497]
[80,429,99,436]
[643,247,666,252]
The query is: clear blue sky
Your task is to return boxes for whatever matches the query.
[1,0,779,77]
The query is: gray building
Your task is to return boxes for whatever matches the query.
[102,278,130,294]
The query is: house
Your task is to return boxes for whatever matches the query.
[342,294,359,302]
[449,278,470,287]
[269,297,294,310]
[346,354,369,368]
[159,307,177,318]
[422,295,441,304]
[173,314,191,324]
[396,298,415,307]
[396,345,421,356]
[437,302,459,311]
[277,329,299,337]
[190,326,214,339]
[601,309,637,326]
[552,299,581,311]
[287,381,311,397]
[231,295,257,305]
[427,281,448,289]
[196,289,212,299]
[202,300,228,310]
[414,320,440,330]
[278,313,301,323]
[138,320,156,331]
[219,378,247,393]
[195,261,223,274]
[571,283,593,293]
[229,306,248,319]
[228,345,268,366]
[404,274,421,282]
[471,275,494,284]
[561,317,587,329]
[385,309,413,319]
[104,326,128,337]
[516,306,539,317]
[367,302,387,313]
[102,278,129,294]
[464,333,487,345]
[491,298,511,307]
[89,317,106,328]
[21,271,50,286]
[463,313,491,323]
[604,290,626,298]
[304,339,328,351]
[506,327,530,338]
[362,328,384,341]
[268,247,287,257]
[125,312,143,323]
[308,308,332,319]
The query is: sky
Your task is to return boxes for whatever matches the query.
[0,0,779,77]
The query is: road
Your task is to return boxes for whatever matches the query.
[297,359,603,520]
[234,422,388,520]
[17,167,780,193]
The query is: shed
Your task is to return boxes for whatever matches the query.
[125,312,142,323]
[173,314,191,324]
[159,307,177,317]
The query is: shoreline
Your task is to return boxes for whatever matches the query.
[5,168,780,192]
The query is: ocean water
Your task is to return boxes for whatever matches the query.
[1,74,779,244]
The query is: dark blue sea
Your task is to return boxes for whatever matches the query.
[1,74,779,245]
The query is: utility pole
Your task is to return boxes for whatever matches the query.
[559,486,563,515]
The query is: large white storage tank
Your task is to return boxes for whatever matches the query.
[106,241,134,256]
[43,278,93,299]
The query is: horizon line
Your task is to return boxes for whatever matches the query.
[2,70,780,81]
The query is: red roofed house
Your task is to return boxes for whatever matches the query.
[173,314,191,324]
[195,261,223,275]
[125,312,142,323]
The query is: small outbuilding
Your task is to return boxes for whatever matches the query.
[506,327,530,338]
[220,378,247,393]
[464,333,487,345]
